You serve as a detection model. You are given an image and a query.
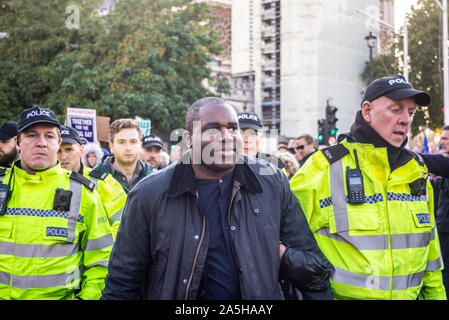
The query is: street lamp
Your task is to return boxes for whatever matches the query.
[365,30,377,83]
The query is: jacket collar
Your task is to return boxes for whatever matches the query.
[167,151,262,198]
[14,160,61,179]
[100,155,152,178]
[340,111,413,172]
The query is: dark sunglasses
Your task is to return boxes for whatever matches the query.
[295,145,305,150]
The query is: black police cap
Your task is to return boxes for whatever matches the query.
[142,134,164,150]
[60,125,82,145]
[361,75,431,107]
[17,105,60,133]
[237,112,262,130]
[0,121,17,141]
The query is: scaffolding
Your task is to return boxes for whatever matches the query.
[261,0,280,129]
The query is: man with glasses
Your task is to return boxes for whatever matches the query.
[294,134,317,166]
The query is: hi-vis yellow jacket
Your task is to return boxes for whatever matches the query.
[290,139,446,300]
[82,166,126,238]
[0,163,113,300]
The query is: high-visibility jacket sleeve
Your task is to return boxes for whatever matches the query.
[77,188,114,300]
[95,176,127,239]
[421,180,447,300]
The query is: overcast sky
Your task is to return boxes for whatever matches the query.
[395,0,419,31]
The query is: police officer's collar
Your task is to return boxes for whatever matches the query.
[345,111,413,171]
[78,161,84,175]
[13,160,61,177]
[167,151,262,198]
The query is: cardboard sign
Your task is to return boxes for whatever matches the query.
[135,119,151,137]
[67,108,97,143]
[96,116,110,142]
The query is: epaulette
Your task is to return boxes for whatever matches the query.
[88,168,109,181]
[69,171,96,192]
[320,144,349,165]
[413,152,425,167]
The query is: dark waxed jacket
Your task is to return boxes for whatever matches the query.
[101,152,333,300]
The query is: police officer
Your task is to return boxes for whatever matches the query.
[141,134,165,170]
[57,125,127,238]
[290,76,446,300]
[0,121,19,168]
[0,106,113,299]
[237,111,285,170]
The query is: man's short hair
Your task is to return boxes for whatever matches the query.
[296,133,315,145]
[185,97,230,133]
[443,125,449,132]
[110,119,142,143]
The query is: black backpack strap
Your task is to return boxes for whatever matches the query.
[69,171,96,192]
[320,144,350,165]
[88,168,109,181]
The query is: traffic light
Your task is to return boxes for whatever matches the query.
[326,103,338,139]
[317,118,327,145]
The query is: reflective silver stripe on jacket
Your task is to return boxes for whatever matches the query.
[316,227,435,251]
[12,267,82,289]
[67,179,82,243]
[0,242,79,258]
[108,208,123,224]
[83,233,113,252]
[329,160,349,232]
[0,268,82,289]
[332,266,425,291]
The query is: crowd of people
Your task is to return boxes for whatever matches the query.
[0,75,449,300]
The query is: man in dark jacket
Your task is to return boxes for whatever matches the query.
[102,97,333,300]
[425,125,449,295]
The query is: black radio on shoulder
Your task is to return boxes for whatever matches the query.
[53,189,73,212]
[346,168,365,204]
[346,149,366,205]
[0,184,11,215]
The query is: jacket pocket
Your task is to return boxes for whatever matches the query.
[410,206,433,229]
[42,221,71,243]
[329,208,379,233]
[0,221,13,240]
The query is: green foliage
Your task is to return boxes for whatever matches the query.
[0,0,221,132]
[361,0,445,136]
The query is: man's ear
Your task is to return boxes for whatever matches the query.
[183,131,192,148]
[361,101,373,123]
